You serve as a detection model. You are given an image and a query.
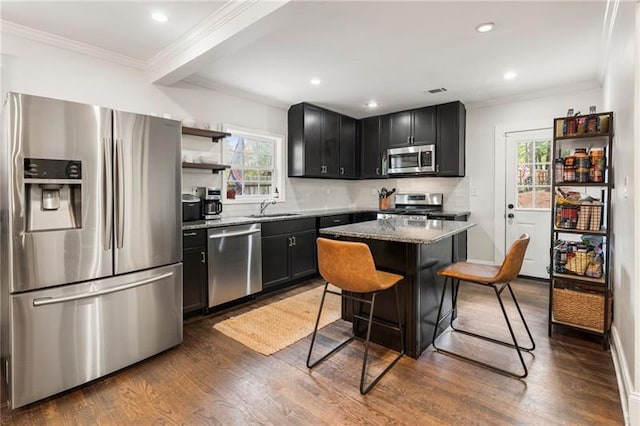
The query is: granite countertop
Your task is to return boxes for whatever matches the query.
[319,217,475,244]
[182,208,377,230]
[430,210,471,218]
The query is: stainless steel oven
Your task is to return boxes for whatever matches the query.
[387,144,435,175]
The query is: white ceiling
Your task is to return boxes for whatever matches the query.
[1,1,607,117]
[1,1,225,61]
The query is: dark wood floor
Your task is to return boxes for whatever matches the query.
[1,278,623,425]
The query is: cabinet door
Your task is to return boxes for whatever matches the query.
[436,102,465,176]
[339,116,356,178]
[412,106,436,145]
[262,234,291,288]
[389,111,412,148]
[303,104,324,177]
[379,115,390,176]
[322,110,340,177]
[290,229,317,280]
[183,246,207,314]
[360,117,381,178]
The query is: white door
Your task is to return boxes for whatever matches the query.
[505,129,552,278]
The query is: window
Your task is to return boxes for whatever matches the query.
[221,126,285,203]
[516,139,551,209]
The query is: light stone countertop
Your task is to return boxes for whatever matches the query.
[182,208,377,230]
[318,217,475,244]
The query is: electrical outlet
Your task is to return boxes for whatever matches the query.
[471,186,478,196]
[371,188,378,196]
[624,176,629,198]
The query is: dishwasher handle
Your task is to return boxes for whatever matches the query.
[208,229,261,240]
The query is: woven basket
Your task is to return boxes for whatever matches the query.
[552,287,612,332]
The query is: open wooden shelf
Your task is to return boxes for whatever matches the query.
[553,228,607,235]
[181,126,231,141]
[553,272,605,285]
[182,162,230,173]
[555,182,610,187]
[554,132,611,141]
[550,317,604,335]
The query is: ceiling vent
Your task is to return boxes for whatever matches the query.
[426,88,447,94]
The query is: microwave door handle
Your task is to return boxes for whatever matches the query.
[417,148,422,169]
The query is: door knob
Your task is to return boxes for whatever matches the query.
[507,213,515,219]
[508,204,514,209]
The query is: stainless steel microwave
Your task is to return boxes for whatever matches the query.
[387,144,435,175]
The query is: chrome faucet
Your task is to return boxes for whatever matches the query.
[259,199,277,215]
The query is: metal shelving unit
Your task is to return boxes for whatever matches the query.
[548,111,614,347]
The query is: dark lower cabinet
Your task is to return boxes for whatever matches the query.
[182,229,208,316]
[261,218,317,290]
[290,229,317,280]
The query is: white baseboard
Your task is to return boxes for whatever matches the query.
[610,325,638,425]
[630,392,640,426]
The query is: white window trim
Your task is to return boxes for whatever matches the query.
[221,124,286,204]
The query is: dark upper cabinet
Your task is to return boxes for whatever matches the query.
[388,106,436,148]
[389,111,412,148]
[359,116,388,179]
[339,116,356,178]
[288,103,357,179]
[436,101,466,177]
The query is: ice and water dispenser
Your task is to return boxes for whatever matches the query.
[24,158,82,231]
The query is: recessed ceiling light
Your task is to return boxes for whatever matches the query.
[310,77,321,85]
[367,100,378,108]
[151,11,168,23]
[476,22,494,33]
[503,70,517,80]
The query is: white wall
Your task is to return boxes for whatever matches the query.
[465,87,602,263]
[602,2,639,425]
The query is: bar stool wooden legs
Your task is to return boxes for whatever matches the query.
[431,234,535,378]
[307,238,405,394]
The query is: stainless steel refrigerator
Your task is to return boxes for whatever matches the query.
[0,92,183,409]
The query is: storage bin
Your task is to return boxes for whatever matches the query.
[552,287,612,332]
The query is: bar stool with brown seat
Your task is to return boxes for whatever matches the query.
[307,237,405,394]
[432,233,535,378]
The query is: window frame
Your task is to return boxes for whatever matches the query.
[221,124,286,204]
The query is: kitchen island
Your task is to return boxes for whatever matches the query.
[319,218,475,359]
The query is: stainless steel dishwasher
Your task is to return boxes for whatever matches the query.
[207,223,262,307]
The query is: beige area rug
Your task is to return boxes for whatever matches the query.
[213,284,342,356]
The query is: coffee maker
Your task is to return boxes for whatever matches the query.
[195,187,222,220]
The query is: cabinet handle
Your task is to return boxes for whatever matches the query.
[291,236,296,247]
[436,164,440,173]
[407,136,410,144]
[288,236,293,247]
[376,167,380,175]
[333,219,341,223]
[340,167,344,175]
[200,251,206,264]
[183,232,197,237]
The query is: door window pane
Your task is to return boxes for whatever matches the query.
[515,139,551,209]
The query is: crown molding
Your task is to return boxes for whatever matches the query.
[147,0,260,72]
[0,19,146,70]
[466,79,602,110]
[183,74,288,110]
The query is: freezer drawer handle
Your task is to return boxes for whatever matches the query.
[208,229,260,239]
[32,271,173,306]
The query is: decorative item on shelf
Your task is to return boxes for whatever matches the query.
[576,117,586,135]
[563,155,576,182]
[589,149,605,182]
[574,148,590,183]
[566,108,574,116]
[586,115,598,133]
[589,105,597,114]
[554,157,564,182]
[598,115,610,134]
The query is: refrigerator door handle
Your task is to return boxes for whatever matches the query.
[32,271,174,306]
[115,138,125,249]
[103,137,113,250]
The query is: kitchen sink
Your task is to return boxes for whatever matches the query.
[248,213,301,218]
